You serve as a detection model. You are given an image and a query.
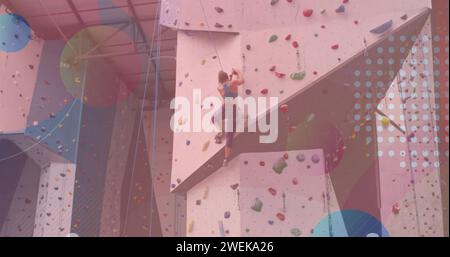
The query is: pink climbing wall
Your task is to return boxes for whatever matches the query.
[377,18,444,236]
[100,82,139,237]
[0,5,43,134]
[187,150,342,237]
[0,157,41,237]
[33,162,76,237]
[167,0,434,191]
[171,31,242,190]
[143,107,187,236]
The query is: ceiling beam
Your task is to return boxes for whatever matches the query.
[26,1,160,19]
[126,0,168,100]
[2,0,18,13]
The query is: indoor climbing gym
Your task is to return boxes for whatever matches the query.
[0,0,448,246]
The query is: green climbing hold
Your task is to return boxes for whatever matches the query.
[270,0,280,6]
[251,198,263,212]
[290,71,306,81]
[306,113,315,123]
[290,228,302,237]
[272,158,288,174]
[269,35,278,43]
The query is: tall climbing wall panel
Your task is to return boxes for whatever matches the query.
[99,83,139,237]
[33,162,76,237]
[143,107,187,236]
[377,17,444,236]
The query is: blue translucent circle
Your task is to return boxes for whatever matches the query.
[0,13,31,52]
[311,210,389,237]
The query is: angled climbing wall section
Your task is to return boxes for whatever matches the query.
[166,0,434,192]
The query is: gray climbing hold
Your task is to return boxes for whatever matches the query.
[272,158,288,174]
[269,35,278,43]
[215,7,224,13]
[224,211,231,219]
[335,5,345,13]
[251,198,263,212]
[290,228,302,237]
[270,0,280,6]
[370,20,393,34]
[296,153,306,162]
[311,154,320,164]
[290,71,306,81]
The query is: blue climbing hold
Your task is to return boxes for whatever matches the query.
[370,20,393,34]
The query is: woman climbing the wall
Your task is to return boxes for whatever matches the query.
[213,68,245,167]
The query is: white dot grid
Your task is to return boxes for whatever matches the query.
[352,32,448,170]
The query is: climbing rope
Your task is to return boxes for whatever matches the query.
[396,69,422,236]
[199,0,224,71]
[122,0,161,236]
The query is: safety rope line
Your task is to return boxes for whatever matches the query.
[396,70,422,236]
[199,0,224,71]
[122,1,161,236]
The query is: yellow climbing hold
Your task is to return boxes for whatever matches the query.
[188,220,194,233]
[203,186,209,199]
[381,116,390,127]
[202,140,210,152]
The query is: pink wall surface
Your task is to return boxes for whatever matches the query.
[100,82,139,237]
[377,18,444,236]
[167,0,433,191]
[33,162,76,237]
[143,107,186,236]
[187,150,342,237]
[0,5,44,134]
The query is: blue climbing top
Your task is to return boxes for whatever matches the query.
[223,82,238,98]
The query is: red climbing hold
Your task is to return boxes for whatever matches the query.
[292,177,299,185]
[269,65,276,72]
[343,0,349,3]
[276,213,286,221]
[283,153,289,160]
[292,41,299,48]
[275,72,286,78]
[280,104,289,113]
[331,44,339,50]
[288,126,297,133]
[313,71,318,75]
[303,9,313,17]
[268,188,277,196]
[259,161,266,166]
[285,34,292,41]
[261,89,269,95]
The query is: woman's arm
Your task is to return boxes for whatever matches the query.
[231,69,245,86]
[217,84,225,97]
